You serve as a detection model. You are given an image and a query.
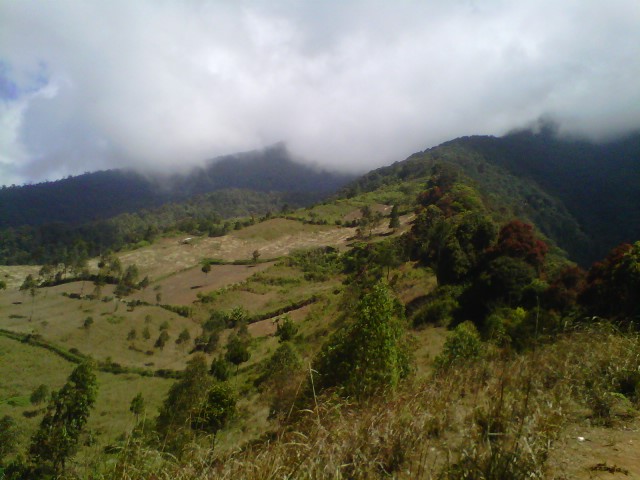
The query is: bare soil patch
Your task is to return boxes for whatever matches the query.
[118,218,357,280]
[548,419,640,479]
[131,262,274,305]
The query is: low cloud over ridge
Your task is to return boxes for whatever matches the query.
[1,0,639,185]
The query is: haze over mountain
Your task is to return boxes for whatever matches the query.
[2,1,640,185]
[0,143,353,228]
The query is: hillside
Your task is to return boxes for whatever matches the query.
[345,129,640,265]
[1,137,639,479]
[0,143,354,229]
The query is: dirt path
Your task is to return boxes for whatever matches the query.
[548,419,640,479]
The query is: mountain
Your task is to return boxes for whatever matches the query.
[0,143,354,229]
[344,129,640,265]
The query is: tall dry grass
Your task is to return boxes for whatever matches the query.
[105,325,639,479]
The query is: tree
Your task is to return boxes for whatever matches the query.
[176,328,191,345]
[579,241,640,321]
[434,321,484,371]
[262,342,302,385]
[489,220,549,270]
[314,281,410,398]
[225,334,251,373]
[127,328,137,341]
[0,415,19,465]
[156,355,213,452]
[389,204,400,230]
[29,362,97,475]
[275,315,298,342]
[210,356,232,382]
[192,382,236,442]
[20,274,38,321]
[129,393,145,422]
[30,384,49,406]
[155,330,170,350]
[252,249,261,264]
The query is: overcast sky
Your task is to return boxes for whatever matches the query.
[1,0,639,186]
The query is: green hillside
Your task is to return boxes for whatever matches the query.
[344,129,640,265]
[1,138,639,479]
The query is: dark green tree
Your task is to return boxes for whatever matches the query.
[201,260,212,276]
[210,356,232,382]
[155,330,170,349]
[156,355,213,453]
[176,328,191,345]
[315,281,410,398]
[30,384,49,406]
[29,362,97,475]
[275,315,298,342]
[389,204,400,230]
[225,334,251,373]
[192,382,236,442]
[129,393,145,422]
[20,274,38,321]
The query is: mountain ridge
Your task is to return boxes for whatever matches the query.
[0,143,354,228]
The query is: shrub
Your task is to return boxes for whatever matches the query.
[434,321,484,371]
[413,287,460,327]
[210,356,232,382]
[275,315,298,342]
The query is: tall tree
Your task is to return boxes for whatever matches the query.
[389,204,400,230]
[20,274,38,321]
[315,281,410,398]
[156,354,213,453]
[225,334,251,374]
[129,393,145,423]
[192,382,236,445]
[29,362,97,476]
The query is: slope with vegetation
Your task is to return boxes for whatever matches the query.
[1,133,639,479]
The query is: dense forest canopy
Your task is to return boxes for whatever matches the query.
[343,129,640,265]
[0,143,353,228]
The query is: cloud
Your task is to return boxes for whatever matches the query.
[1,0,639,185]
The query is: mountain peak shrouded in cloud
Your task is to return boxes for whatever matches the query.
[1,0,640,186]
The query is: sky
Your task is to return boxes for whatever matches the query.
[1,0,640,186]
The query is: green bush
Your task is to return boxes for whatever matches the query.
[413,287,460,327]
[434,321,484,371]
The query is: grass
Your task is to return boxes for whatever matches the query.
[0,336,172,457]
[230,218,332,241]
[103,326,640,479]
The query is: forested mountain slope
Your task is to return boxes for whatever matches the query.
[344,129,640,265]
[0,143,353,228]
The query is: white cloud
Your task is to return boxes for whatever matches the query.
[1,0,639,185]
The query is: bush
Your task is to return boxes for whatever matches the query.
[434,321,484,371]
[210,356,232,382]
[275,315,298,342]
[413,287,460,327]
